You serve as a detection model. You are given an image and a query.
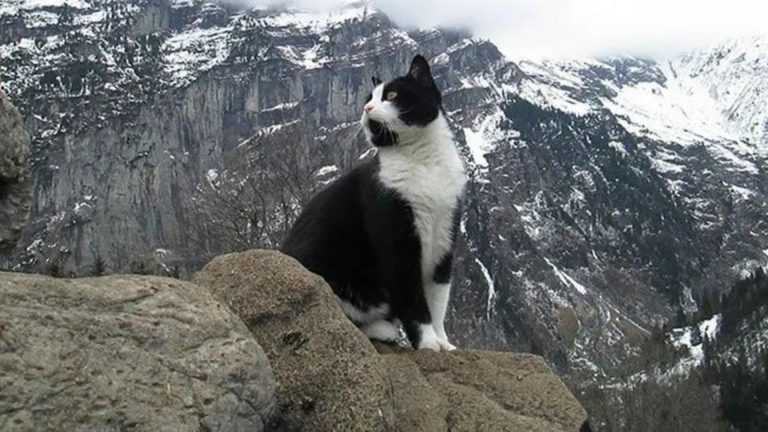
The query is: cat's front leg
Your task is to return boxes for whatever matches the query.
[428,251,458,351]
[414,323,442,351]
[375,247,442,350]
[425,281,457,351]
[391,283,443,351]
[367,196,446,351]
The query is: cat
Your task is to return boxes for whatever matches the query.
[281,55,466,351]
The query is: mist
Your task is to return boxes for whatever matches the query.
[219,0,768,58]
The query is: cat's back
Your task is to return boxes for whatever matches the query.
[280,159,377,258]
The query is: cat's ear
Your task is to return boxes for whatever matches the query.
[371,76,383,86]
[408,55,435,87]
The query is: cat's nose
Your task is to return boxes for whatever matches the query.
[364,104,374,113]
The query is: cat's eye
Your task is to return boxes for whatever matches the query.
[386,91,398,101]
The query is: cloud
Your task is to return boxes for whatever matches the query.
[219,0,350,12]
[221,0,768,58]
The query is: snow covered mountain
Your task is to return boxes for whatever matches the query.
[1,1,767,429]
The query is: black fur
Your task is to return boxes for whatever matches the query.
[364,55,441,131]
[433,254,453,284]
[366,119,399,147]
[281,55,458,349]
[281,158,432,346]
[433,207,461,284]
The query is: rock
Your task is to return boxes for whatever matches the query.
[377,344,589,431]
[0,90,31,253]
[0,272,276,431]
[194,250,589,431]
[194,250,398,432]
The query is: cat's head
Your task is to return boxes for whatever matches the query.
[361,55,442,147]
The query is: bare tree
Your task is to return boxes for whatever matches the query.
[191,120,366,256]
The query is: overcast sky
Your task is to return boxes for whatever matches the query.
[226,0,768,58]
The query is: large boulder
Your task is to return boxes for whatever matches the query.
[195,250,589,431]
[0,272,276,431]
[194,250,398,431]
[0,90,31,253]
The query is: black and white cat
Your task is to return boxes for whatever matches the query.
[281,55,466,351]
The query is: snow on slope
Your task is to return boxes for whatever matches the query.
[671,35,768,153]
[544,257,588,295]
[474,258,497,319]
[160,4,370,86]
[511,59,592,116]
[162,26,233,87]
[513,42,765,176]
[601,77,734,145]
[258,6,368,31]
[664,314,721,380]
[0,0,89,15]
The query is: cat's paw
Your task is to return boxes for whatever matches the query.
[434,327,457,351]
[437,338,457,351]
[363,320,399,342]
[417,324,442,351]
[418,338,441,351]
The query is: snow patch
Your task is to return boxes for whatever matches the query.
[315,165,338,176]
[462,108,519,180]
[544,257,588,295]
[474,258,497,319]
[608,141,628,157]
[257,6,367,31]
[513,59,593,116]
[649,156,685,174]
[728,184,756,201]
[463,127,492,169]
[261,101,299,112]
[666,314,721,379]
[162,26,232,87]
[206,169,220,188]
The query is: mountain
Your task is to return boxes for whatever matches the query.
[1,1,767,429]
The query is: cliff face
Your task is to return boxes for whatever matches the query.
[1,1,458,274]
[0,89,31,253]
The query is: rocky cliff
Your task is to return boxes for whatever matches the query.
[0,89,31,253]
[0,249,588,431]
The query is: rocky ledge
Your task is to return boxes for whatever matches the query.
[195,250,590,432]
[1,250,588,431]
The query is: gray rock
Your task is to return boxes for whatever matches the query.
[0,90,31,253]
[0,272,276,431]
[194,249,399,432]
[194,250,588,432]
[377,345,590,432]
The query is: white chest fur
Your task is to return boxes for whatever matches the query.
[377,114,466,281]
